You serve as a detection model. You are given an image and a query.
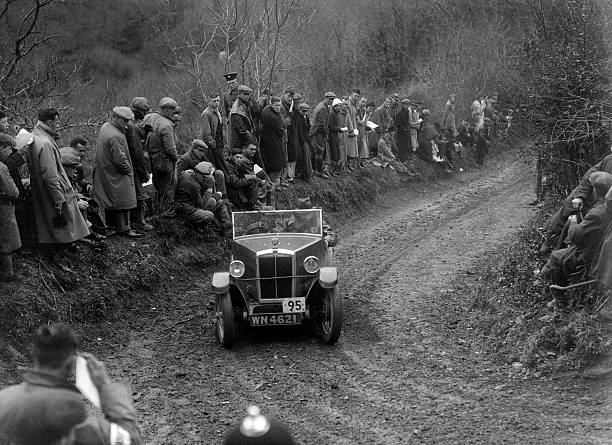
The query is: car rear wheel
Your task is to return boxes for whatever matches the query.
[317,288,342,345]
[215,292,235,348]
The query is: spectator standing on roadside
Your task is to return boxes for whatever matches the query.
[27,108,90,262]
[229,85,257,150]
[309,92,336,177]
[328,98,346,175]
[201,93,230,176]
[93,107,141,238]
[395,99,413,162]
[296,102,315,181]
[222,72,239,120]
[356,97,371,167]
[0,111,28,197]
[408,100,421,156]
[339,98,353,172]
[443,94,458,141]
[281,87,299,184]
[347,89,361,170]
[127,97,154,231]
[0,157,20,281]
[0,323,141,445]
[143,97,179,209]
[260,97,287,186]
[471,95,485,131]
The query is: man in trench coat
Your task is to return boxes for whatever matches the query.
[27,108,90,257]
[93,107,140,237]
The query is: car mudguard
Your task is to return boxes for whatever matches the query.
[318,267,338,289]
[212,272,230,294]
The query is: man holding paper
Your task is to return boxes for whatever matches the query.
[0,323,141,445]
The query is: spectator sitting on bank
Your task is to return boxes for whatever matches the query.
[540,171,612,285]
[175,161,231,234]
[0,323,141,445]
[591,184,612,289]
[177,139,228,200]
[223,405,297,445]
[0,111,29,197]
[416,109,453,173]
[60,136,106,241]
[226,147,262,211]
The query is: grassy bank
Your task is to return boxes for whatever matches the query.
[464,199,609,372]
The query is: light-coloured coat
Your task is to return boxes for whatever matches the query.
[0,162,20,253]
[27,122,89,244]
[93,122,137,210]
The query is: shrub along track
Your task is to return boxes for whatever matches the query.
[64,147,611,443]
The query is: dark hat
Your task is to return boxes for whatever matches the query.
[159,97,178,109]
[297,197,313,209]
[130,97,150,112]
[230,147,243,155]
[192,139,208,149]
[112,106,134,120]
[324,91,337,98]
[223,72,239,82]
[237,85,253,93]
[223,406,297,445]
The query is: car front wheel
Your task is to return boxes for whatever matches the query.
[317,288,342,345]
[215,292,235,348]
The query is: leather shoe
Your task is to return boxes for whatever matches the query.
[120,230,142,238]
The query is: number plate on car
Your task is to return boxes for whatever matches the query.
[250,313,303,326]
[282,297,305,313]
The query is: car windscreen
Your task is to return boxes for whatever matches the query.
[233,209,323,238]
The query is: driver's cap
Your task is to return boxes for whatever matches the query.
[297,197,312,209]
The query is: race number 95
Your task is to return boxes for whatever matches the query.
[282,297,305,313]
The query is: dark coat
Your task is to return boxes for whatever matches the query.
[328,109,343,162]
[142,112,178,172]
[282,99,300,162]
[395,108,412,161]
[0,162,20,253]
[229,99,256,149]
[0,368,141,445]
[126,120,150,184]
[260,105,286,172]
[574,154,612,202]
[175,170,205,217]
[567,200,610,266]
[93,122,137,210]
[593,195,612,287]
[27,122,90,244]
[226,158,258,209]
[416,122,440,162]
[176,147,211,176]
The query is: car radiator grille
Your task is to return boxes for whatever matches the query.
[259,254,293,299]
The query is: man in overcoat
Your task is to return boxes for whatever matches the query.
[229,85,257,150]
[260,97,287,184]
[0,157,20,281]
[201,93,229,176]
[93,107,140,238]
[541,172,612,285]
[0,323,141,445]
[395,99,412,161]
[27,108,90,258]
[309,92,336,177]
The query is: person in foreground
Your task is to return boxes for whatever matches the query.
[0,323,141,445]
[224,405,297,445]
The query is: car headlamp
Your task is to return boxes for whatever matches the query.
[303,256,320,274]
[229,260,245,278]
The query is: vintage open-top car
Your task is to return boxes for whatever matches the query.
[211,208,342,348]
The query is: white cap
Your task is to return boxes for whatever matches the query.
[15,129,34,151]
[332,98,342,107]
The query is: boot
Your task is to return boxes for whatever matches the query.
[0,253,15,281]
[132,201,154,231]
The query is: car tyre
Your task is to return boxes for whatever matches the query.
[215,292,235,348]
[317,288,342,345]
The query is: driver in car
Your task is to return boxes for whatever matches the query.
[289,197,337,247]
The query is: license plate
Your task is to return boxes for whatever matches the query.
[282,297,306,313]
[250,313,303,326]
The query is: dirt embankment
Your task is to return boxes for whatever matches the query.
[2,141,610,444]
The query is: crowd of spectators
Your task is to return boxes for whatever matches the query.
[0,72,510,281]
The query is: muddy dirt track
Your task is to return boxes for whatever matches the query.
[90,147,609,444]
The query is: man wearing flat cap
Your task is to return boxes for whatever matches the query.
[229,85,257,152]
[93,107,141,237]
[540,171,612,285]
[177,139,228,199]
[143,97,180,208]
[225,147,261,211]
[126,97,153,231]
[201,92,230,176]
[309,92,336,178]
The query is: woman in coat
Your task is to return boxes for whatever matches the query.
[259,98,287,182]
[327,99,345,173]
